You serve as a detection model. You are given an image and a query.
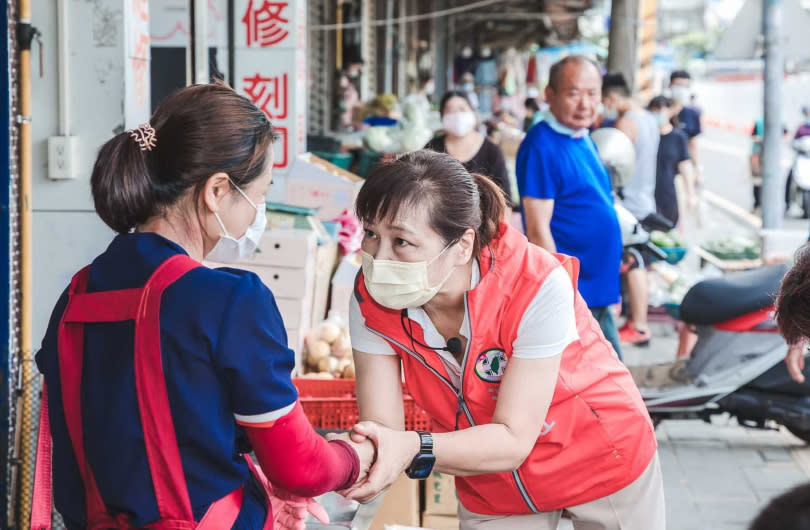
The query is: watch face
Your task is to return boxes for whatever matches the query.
[407,454,436,480]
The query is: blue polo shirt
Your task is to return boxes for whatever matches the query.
[516,120,622,308]
[35,233,298,529]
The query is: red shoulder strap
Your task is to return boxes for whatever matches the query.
[133,255,200,521]
[30,384,53,530]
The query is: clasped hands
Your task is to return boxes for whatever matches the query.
[328,421,422,504]
[273,422,418,529]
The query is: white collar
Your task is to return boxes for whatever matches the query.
[543,111,589,139]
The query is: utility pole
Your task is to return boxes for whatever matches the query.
[761,0,784,229]
[384,0,394,94]
[607,0,638,91]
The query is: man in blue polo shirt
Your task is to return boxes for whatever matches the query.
[517,55,623,358]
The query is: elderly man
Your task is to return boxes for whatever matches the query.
[517,55,623,358]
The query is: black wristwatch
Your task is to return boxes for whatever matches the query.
[405,431,435,479]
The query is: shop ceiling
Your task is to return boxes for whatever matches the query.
[448,0,595,49]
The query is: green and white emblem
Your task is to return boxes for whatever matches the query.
[474,349,508,382]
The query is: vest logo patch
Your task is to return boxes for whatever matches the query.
[474,349,508,382]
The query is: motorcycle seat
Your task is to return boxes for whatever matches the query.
[679,264,788,325]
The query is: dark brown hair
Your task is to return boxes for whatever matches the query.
[438,91,474,117]
[776,244,810,345]
[91,82,277,234]
[355,150,506,255]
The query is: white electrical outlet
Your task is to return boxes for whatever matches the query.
[47,136,79,180]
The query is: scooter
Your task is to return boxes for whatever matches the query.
[590,127,810,441]
[638,264,810,442]
[789,135,810,218]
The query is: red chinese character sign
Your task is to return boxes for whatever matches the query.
[243,73,288,120]
[242,0,290,48]
[235,1,305,180]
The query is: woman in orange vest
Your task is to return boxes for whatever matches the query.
[342,150,664,529]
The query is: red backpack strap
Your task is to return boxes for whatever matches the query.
[30,384,53,530]
[133,255,200,522]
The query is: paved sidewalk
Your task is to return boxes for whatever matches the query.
[619,323,810,530]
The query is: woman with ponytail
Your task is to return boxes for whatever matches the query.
[34,83,373,529]
[344,150,664,529]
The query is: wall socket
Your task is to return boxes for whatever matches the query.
[47,136,79,180]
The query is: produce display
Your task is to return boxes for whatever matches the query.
[302,319,355,379]
[702,235,760,260]
[650,230,686,249]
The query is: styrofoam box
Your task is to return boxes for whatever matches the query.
[240,228,317,268]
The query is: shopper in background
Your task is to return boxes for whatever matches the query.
[648,96,695,226]
[426,91,513,204]
[602,73,660,348]
[776,244,810,384]
[749,482,810,530]
[669,70,702,179]
[516,55,624,358]
[523,97,542,131]
[35,83,374,529]
[343,150,664,530]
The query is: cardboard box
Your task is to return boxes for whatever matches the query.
[369,474,420,530]
[424,471,458,516]
[421,514,459,530]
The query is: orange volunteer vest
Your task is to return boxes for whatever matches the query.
[355,223,657,515]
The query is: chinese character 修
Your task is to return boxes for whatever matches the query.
[242,0,289,48]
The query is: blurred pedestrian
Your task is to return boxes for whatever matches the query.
[603,73,660,347]
[669,70,703,180]
[524,97,542,131]
[516,55,623,358]
[648,96,695,226]
[776,244,810,384]
[426,91,513,204]
[749,482,810,530]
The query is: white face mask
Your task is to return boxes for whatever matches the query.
[443,111,477,137]
[671,86,690,105]
[206,181,267,263]
[603,106,619,121]
[362,242,456,310]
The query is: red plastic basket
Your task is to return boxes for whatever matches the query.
[293,378,431,431]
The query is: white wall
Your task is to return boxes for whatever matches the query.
[30,0,131,343]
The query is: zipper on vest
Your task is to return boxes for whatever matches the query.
[459,295,541,514]
[366,304,541,514]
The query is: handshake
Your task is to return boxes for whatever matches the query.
[274,421,422,529]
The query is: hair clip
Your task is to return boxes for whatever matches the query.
[128,123,157,152]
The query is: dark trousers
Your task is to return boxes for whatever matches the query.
[590,306,622,361]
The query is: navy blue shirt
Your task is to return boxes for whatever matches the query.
[516,121,622,308]
[35,233,298,528]
[655,128,690,225]
[678,106,702,138]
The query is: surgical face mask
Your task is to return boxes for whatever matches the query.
[603,106,619,121]
[657,112,670,127]
[671,86,690,105]
[462,83,475,92]
[443,111,477,137]
[206,182,267,263]
[362,242,457,310]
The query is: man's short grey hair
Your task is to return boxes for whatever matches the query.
[548,55,601,91]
